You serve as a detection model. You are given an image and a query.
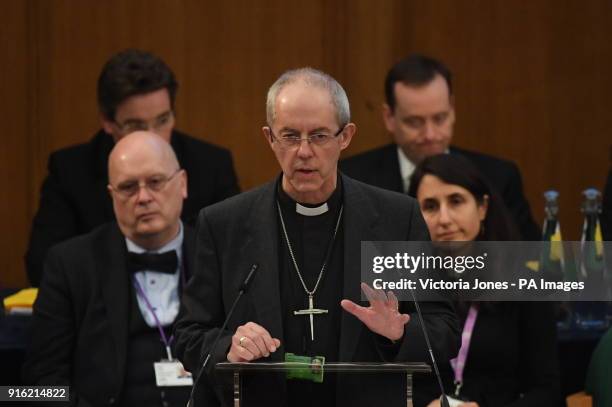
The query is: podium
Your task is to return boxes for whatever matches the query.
[216,361,431,407]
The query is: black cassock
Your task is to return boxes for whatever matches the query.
[278,184,344,406]
[278,180,387,407]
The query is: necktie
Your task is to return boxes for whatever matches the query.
[127,251,178,274]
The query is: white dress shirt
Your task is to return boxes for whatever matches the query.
[397,146,416,194]
[125,222,183,327]
[397,146,450,193]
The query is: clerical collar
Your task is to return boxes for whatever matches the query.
[296,202,328,216]
[276,174,343,217]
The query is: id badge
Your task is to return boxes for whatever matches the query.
[446,395,468,407]
[153,359,194,387]
[285,353,325,383]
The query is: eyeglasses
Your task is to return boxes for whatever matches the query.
[114,111,174,135]
[109,169,182,198]
[268,125,346,149]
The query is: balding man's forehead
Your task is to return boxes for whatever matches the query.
[110,130,174,155]
[108,131,179,182]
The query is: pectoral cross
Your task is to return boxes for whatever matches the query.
[294,295,328,341]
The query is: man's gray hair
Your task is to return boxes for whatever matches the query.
[266,67,350,127]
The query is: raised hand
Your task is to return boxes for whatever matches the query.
[340,282,410,341]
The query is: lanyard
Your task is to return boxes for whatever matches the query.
[133,276,175,360]
[450,304,478,396]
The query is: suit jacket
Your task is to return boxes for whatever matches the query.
[174,175,460,407]
[26,129,239,286]
[22,223,196,407]
[339,143,540,240]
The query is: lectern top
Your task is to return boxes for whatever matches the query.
[216,361,431,373]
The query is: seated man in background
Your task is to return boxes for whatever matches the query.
[340,54,539,240]
[26,48,240,286]
[23,131,195,407]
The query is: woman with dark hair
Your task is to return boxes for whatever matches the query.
[409,154,560,407]
[408,154,519,242]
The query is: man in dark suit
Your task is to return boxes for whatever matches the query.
[23,132,197,407]
[26,49,240,286]
[174,68,459,407]
[340,54,540,240]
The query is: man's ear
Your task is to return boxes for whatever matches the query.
[262,126,274,148]
[382,103,395,134]
[100,113,116,139]
[179,169,188,199]
[448,95,456,126]
[339,123,356,151]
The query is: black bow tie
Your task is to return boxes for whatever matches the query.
[127,251,178,274]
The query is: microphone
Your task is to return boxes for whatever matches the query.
[187,263,259,407]
[408,287,451,407]
[239,263,259,293]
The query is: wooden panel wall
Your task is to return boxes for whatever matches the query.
[1,1,32,289]
[1,0,610,287]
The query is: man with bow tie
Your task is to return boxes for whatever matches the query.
[23,131,195,407]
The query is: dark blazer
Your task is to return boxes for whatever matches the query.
[26,129,239,287]
[22,223,196,407]
[440,302,560,406]
[174,175,460,407]
[339,143,540,240]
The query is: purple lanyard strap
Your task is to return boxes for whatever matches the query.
[450,304,478,396]
[133,277,175,360]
